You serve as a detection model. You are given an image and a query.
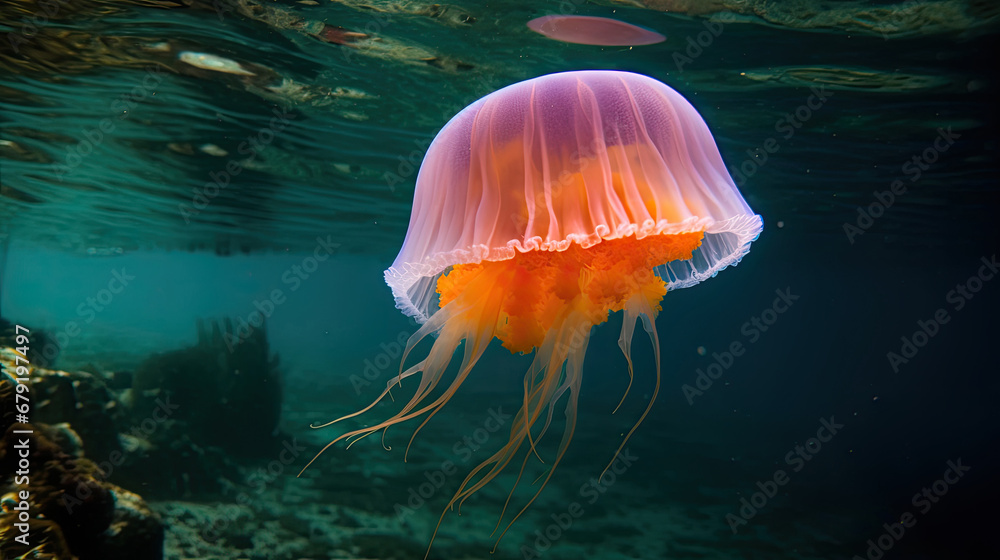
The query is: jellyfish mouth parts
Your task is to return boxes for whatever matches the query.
[302,231,703,555]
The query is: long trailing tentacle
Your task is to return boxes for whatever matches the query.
[423,311,591,557]
[404,299,502,461]
[615,303,640,413]
[602,293,661,480]
[299,265,511,477]
[491,322,587,552]
[458,314,583,510]
[308,360,425,430]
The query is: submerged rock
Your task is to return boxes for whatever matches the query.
[130,317,284,458]
[27,364,124,462]
[0,325,290,559]
[100,486,165,560]
[0,377,164,560]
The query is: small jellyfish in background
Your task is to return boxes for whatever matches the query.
[527,15,666,46]
[303,70,762,553]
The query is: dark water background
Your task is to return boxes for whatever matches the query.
[2,0,999,558]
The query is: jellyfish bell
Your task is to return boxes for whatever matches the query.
[304,70,762,554]
[527,15,666,46]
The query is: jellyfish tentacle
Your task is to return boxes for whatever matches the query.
[491,317,587,552]
[426,310,591,558]
[299,325,467,477]
[487,320,585,536]
[490,442,534,537]
[308,358,427,431]
[404,301,501,461]
[457,311,582,506]
[614,304,640,413]
[306,266,511,477]
[522,367,545,464]
[521,329,557,462]
[395,271,490,390]
[602,293,662,480]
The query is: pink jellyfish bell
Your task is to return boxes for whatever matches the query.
[527,15,666,46]
[305,70,762,554]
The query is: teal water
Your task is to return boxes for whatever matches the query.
[1,1,999,559]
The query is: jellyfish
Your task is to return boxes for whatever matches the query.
[527,15,666,46]
[303,70,762,553]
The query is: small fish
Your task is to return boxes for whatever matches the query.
[178,51,256,76]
